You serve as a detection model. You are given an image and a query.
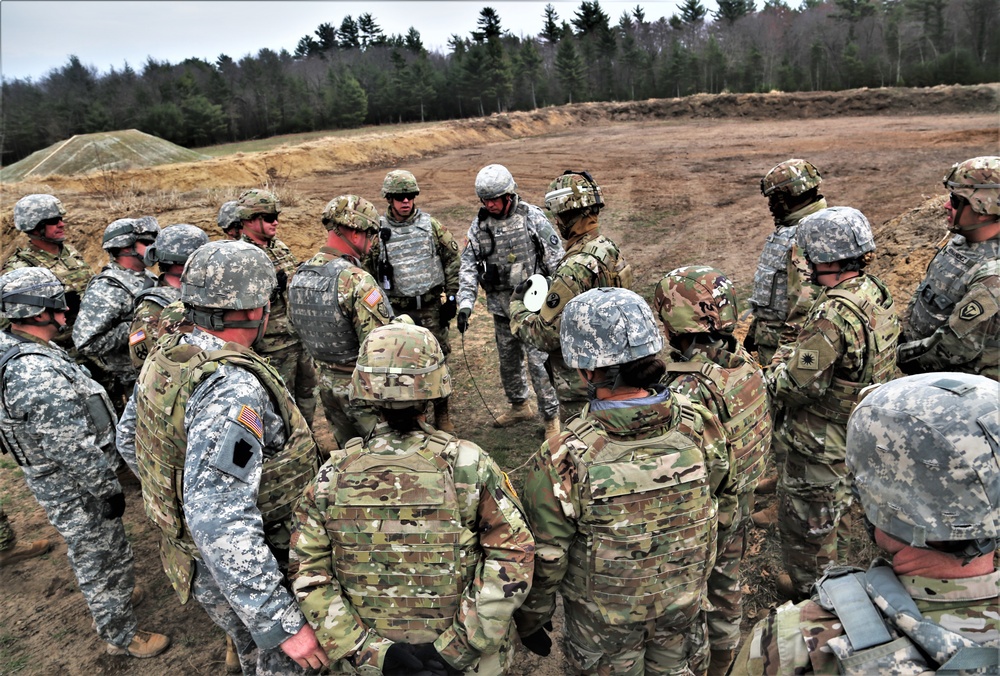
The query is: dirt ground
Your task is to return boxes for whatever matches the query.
[0,89,997,675]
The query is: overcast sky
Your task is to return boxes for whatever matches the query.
[0,0,727,82]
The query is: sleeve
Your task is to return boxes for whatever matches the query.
[182,368,306,650]
[694,401,736,522]
[72,277,133,356]
[433,218,461,296]
[780,242,822,345]
[509,257,592,353]
[457,222,482,312]
[115,384,140,477]
[344,269,394,344]
[765,300,845,409]
[435,449,535,670]
[512,437,579,636]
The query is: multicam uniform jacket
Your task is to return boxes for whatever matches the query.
[242,235,300,352]
[290,420,534,674]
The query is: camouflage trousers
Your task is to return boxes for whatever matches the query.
[0,505,14,550]
[260,342,318,422]
[26,484,138,648]
[192,560,310,676]
[706,489,755,650]
[491,314,559,420]
[562,597,709,675]
[316,363,379,447]
[777,450,853,597]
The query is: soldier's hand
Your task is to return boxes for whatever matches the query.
[457,308,471,334]
[520,622,553,657]
[411,643,462,675]
[382,642,424,675]
[511,277,533,302]
[280,623,329,670]
[102,492,126,520]
[439,296,458,327]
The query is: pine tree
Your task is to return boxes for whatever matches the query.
[338,16,360,50]
[541,4,562,43]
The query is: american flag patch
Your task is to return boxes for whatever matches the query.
[237,405,264,440]
[128,329,146,346]
[362,287,383,308]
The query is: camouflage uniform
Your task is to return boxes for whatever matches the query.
[0,506,13,550]
[457,195,563,419]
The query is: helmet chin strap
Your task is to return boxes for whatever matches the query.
[29,229,65,245]
[24,310,68,335]
[584,366,621,399]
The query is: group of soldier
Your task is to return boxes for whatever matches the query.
[0,153,996,676]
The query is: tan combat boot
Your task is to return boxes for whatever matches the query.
[106,630,171,658]
[544,416,561,440]
[776,573,802,601]
[225,635,241,673]
[493,401,535,427]
[754,474,778,495]
[434,399,455,433]
[0,539,50,567]
[751,503,778,528]
[708,648,736,676]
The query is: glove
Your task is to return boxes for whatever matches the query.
[439,296,458,328]
[411,643,462,676]
[457,308,471,334]
[102,492,126,520]
[382,642,423,675]
[511,277,533,303]
[520,622,553,657]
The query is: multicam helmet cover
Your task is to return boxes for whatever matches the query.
[144,224,209,267]
[560,287,664,370]
[180,240,276,310]
[943,155,1000,217]
[236,188,281,221]
[796,206,875,263]
[0,267,68,319]
[322,195,380,233]
[760,159,822,197]
[474,164,517,200]
[13,194,66,232]
[381,170,420,198]
[350,323,452,404]
[654,265,739,335]
[544,171,604,216]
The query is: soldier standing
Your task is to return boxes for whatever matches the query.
[127,241,327,673]
[73,217,159,412]
[0,507,50,566]
[765,206,900,600]
[237,188,318,426]
[654,266,772,676]
[288,195,394,447]
[290,322,534,675]
[2,194,93,349]
[509,170,631,404]
[457,164,563,437]
[898,155,1000,379]
[0,267,169,658]
[733,372,1000,674]
[218,200,243,240]
[515,288,733,675]
[371,169,461,433]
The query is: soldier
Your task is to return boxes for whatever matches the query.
[514,288,733,675]
[653,265,772,676]
[898,155,1000,380]
[0,267,169,658]
[733,372,1000,674]
[72,217,158,412]
[127,241,327,673]
[127,223,208,368]
[2,193,93,349]
[372,169,461,433]
[238,188,318,426]
[457,164,563,437]
[765,206,900,600]
[290,322,534,674]
[509,170,631,404]
[287,195,394,447]
[218,200,243,240]
[0,505,50,567]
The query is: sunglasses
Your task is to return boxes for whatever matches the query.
[255,213,279,223]
[949,193,967,210]
[391,194,417,202]
[37,216,63,228]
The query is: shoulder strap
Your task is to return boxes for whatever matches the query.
[664,361,726,391]
[817,570,894,651]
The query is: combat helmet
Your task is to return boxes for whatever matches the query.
[560,287,663,370]
[217,201,241,235]
[144,224,209,267]
[236,188,281,221]
[351,323,452,406]
[13,194,66,233]
[0,267,68,319]
[134,216,161,241]
[544,171,604,216]
[102,218,142,251]
[654,265,739,336]
[796,206,875,264]
[181,240,276,311]
[475,164,517,200]
[943,155,1000,218]
[381,170,420,199]
[760,159,822,197]
[847,372,999,559]
[322,195,380,233]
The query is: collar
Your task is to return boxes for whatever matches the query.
[778,197,828,227]
[7,327,54,348]
[585,385,679,438]
[899,569,1000,603]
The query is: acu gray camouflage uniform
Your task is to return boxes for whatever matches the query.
[457,197,564,419]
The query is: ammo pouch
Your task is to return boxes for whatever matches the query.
[478,259,503,289]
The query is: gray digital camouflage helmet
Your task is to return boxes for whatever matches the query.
[144,224,209,267]
[847,373,999,554]
[796,206,875,263]
[13,194,66,233]
[217,201,241,234]
[181,240,276,310]
[102,219,141,251]
[134,216,161,240]
[475,164,517,200]
[560,287,664,370]
[0,267,68,319]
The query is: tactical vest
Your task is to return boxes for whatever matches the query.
[246,237,298,346]
[0,337,116,468]
[8,244,93,318]
[379,212,445,298]
[133,334,318,603]
[663,354,771,494]
[814,279,900,424]
[474,202,540,292]
[749,225,798,321]
[561,402,715,625]
[128,287,181,369]
[322,429,481,643]
[908,236,1000,341]
[134,285,179,311]
[86,265,153,299]
[288,256,360,365]
[578,234,632,290]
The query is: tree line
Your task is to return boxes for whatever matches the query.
[2,0,997,166]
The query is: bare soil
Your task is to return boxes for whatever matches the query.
[0,86,997,675]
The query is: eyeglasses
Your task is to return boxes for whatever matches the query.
[37,216,63,227]
[949,193,967,210]
[391,194,417,202]
[255,213,279,223]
